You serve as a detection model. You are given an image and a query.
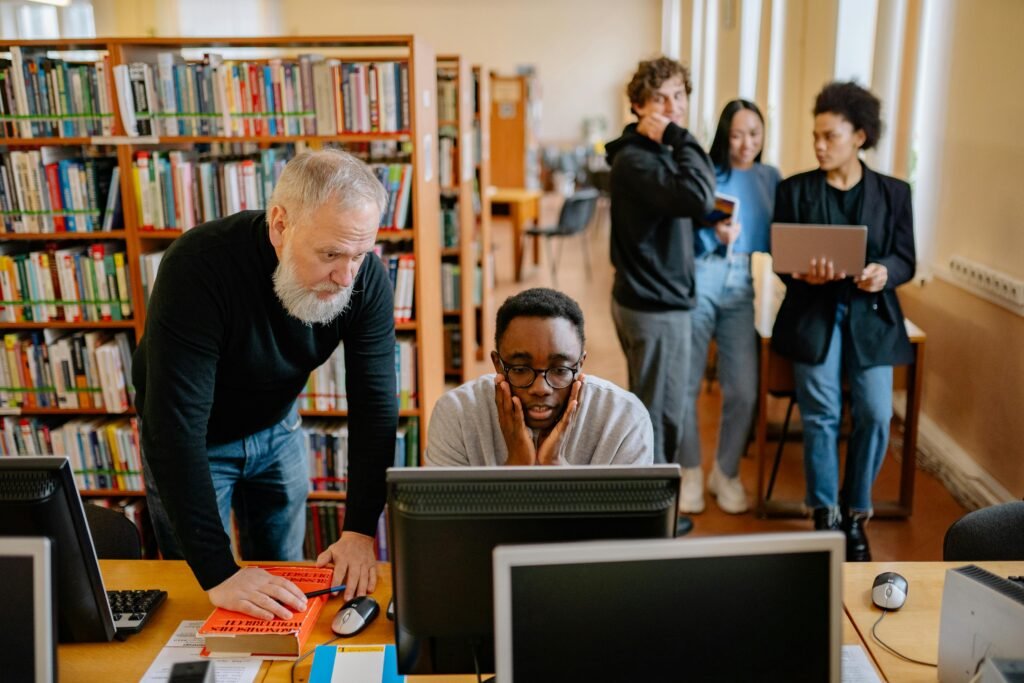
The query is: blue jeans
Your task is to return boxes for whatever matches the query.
[144,403,309,562]
[792,303,893,514]
[681,253,758,476]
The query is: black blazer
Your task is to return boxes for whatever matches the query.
[770,163,916,368]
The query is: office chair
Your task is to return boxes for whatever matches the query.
[943,501,1024,561]
[84,503,143,560]
[524,188,599,287]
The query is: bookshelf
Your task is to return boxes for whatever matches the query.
[437,55,476,383]
[489,71,540,190]
[472,64,494,363]
[0,35,444,558]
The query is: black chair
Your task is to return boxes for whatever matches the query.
[943,501,1024,561]
[84,503,143,560]
[523,188,599,287]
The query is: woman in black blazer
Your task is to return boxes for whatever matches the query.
[771,82,915,561]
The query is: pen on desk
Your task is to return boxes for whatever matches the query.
[305,584,347,599]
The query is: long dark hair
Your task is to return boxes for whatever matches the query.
[708,99,765,179]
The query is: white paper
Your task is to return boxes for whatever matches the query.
[139,620,263,683]
[841,644,882,683]
[327,646,385,682]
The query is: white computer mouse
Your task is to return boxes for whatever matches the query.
[330,596,380,636]
[871,572,909,610]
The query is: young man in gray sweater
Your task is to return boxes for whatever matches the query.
[426,288,654,467]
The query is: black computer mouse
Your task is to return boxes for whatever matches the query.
[871,572,909,610]
[330,596,380,636]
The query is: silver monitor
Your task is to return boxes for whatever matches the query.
[0,537,55,683]
[493,532,845,683]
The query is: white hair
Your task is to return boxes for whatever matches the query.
[267,148,388,224]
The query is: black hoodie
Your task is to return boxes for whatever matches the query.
[605,121,715,311]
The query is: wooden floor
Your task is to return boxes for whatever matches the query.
[468,194,966,561]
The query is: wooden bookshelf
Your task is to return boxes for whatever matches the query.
[437,55,477,384]
[473,65,494,363]
[0,35,444,509]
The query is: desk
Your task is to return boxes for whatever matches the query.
[844,561,1024,682]
[62,560,877,682]
[489,187,542,282]
[755,319,926,519]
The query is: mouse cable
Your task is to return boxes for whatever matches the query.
[291,634,342,683]
[871,610,937,668]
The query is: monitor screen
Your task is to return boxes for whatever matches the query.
[0,537,55,683]
[0,456,115,643]
[493,533,845,683]
[387,465,680,675]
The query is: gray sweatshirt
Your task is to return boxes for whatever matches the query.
[425,374,654,467]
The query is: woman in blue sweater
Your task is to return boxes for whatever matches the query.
[679,99,780,515]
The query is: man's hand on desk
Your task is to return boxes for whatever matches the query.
[206,566,308,620]
[316,531,378,601]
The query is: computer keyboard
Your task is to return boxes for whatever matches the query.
[107,589,167,635]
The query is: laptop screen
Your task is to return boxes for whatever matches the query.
[494,533,843,683]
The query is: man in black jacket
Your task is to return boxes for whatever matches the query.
[134,149,396,619]
[606,56,715,472]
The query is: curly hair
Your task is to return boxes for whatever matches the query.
[813,81,883,151]
[495,288,585,349]
[627,56,692,113]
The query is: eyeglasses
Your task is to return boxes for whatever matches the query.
[498,355,583,389]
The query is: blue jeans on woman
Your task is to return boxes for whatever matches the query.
[144,402,309,563]
[792,303,893,515]
[681,252,758,477]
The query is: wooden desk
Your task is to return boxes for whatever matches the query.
[844,561,1024,682]
[489,187,542,282]
[755,319,926,519]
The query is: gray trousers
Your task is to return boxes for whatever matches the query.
[611,299,692,465]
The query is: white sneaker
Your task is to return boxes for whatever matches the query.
[678,466,705,514]
[707,463,749,514]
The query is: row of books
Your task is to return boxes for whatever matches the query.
[441,262,463,311]
[437,71,458,123]
[379,250,416,323]
[0,417,142,490]
[0,49,115,139]
[306,418,419,493]
[0,241,133,323]
[299,337,418,412]
[440,195,460,249]
[443,322,463,372]
[0,330,133,412]
[115,55,411,138]
[303,500,345,560]
[0,149,122,233]
[132,148,412,232]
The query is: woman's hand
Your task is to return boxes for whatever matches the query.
[793,257,847,285]
[714,219,741,246]
[855,263,888,292]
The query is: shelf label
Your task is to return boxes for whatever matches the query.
[423,133,434,183]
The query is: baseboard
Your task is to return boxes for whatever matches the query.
[894,392,1016,509]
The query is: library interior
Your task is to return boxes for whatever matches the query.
[0,0,1021,682]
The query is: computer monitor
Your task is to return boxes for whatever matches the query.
[0,456,116,643]
[0,537,55,683]
[493,532,845,683]
[387,465,681,675]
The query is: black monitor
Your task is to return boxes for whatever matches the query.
[386,465,680,675]
[492,533,845,682]
[0,456,116,643]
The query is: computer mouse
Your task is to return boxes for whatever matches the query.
[871,572,909,610]
[331,596,380,636]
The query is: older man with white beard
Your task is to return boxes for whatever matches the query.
[133,149,397,620]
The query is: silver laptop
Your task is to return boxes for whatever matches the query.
[493,532,845,682]
[771,223,867,275]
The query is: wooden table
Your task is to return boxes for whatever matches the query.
[843,561,1024,682]
[58,560,477,683]
[755,319,927,519]
[489,187,542,282]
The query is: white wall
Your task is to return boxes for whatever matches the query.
[278,0,663,144]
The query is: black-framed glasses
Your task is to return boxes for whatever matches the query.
[498,355,583,389]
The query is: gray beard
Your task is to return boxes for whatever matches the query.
[272,259,353,326]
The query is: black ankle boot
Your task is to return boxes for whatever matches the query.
[843,512,872,562]
[813,508,841,531]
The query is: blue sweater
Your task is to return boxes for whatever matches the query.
[696,163,780,256]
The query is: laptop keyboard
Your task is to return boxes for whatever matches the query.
[107,589,167,634]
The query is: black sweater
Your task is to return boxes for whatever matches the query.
[605,122,716,311]
[133,211,397,589]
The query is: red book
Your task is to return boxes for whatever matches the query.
[43,164,66,232]
[198,565,333,658]
[248,63,263,136]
